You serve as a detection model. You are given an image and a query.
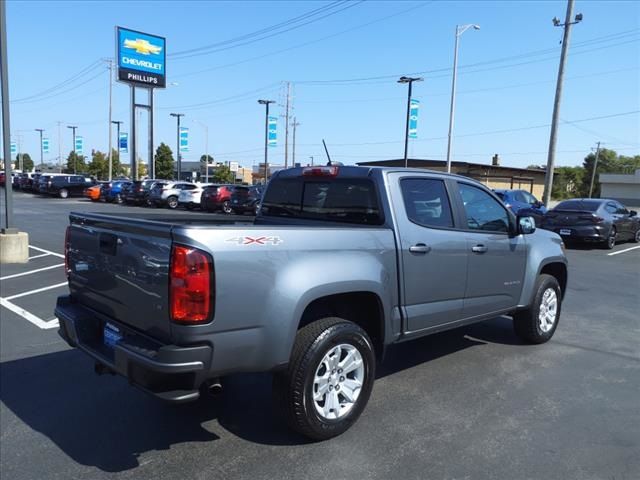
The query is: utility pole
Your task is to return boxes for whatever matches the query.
[111,120,123,180]
[446,23,480,173]
[1,0,15,232]
[542,0,583,206]
[35,129,44,169]
[258,99,275,183]
[67,125,78,174]
[170,113,184,180]
[397,76,423,168]
[193,120,209,182]
[57,121,62,172]
[309,156,314,166]
[283,81,291,168]
[291,117,300,167]
[588,141,601,198]
[106,59,114,181]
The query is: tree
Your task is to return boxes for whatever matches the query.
[211,164,235,183]
[17,153,34,172]
[110,148,126,178]
[64,151,87,174]
[154,143,174,179]
[138,162,148,178]
[551,166,584,200]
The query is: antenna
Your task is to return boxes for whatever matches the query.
[322,139,332,165]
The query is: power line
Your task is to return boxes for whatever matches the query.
[158,83,281,110]
[170,1,365,60]
[11,68,106,105]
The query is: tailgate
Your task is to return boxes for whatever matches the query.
[67,213,173,342]
[544,210,598,226]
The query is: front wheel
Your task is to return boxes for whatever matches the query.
[59,189,69,199]
[222,201,233,214]
[274,317,375,441]
[513,274,562,344]
[604,226,616,249]
[633,226,640,243]
[167,196,178,209]
[115,193,123,204]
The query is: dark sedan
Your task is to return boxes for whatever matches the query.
[229,185,265,215]
[540,198,640,249]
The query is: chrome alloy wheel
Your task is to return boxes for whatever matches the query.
[538,288,558,333]
[312,344,364,420]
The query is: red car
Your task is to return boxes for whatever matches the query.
[201,185,235,213]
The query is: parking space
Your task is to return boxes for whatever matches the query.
[1,191,639,480]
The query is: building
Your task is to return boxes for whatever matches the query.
[357,157,547,199]
[599,169,640,207]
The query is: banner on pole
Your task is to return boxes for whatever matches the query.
[119,132,129,153]
[75,136,84,155]
[179,127,189,152]
[408,99,420,139]
[10,141,16,155]
[42,138,50,154]
[268,116,277,147]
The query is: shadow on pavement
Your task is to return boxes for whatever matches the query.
[1,319,517,472]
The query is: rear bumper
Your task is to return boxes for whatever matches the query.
[55,295,213,403]
[546,225,609,242]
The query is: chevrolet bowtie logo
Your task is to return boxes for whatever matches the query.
[123,38,162,55]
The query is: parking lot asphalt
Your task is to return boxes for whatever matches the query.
[1,190,639,480]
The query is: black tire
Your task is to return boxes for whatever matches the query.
[513,274,562,344]
[167,196,178,209]
[222,201,233,214]
[59,188,69,199]
[604,226,616,249]
[115,193,123,204]
[632,226,640,243]
[273,317,375,441]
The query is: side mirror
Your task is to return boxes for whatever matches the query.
[630,210,637,217]
[533,200,544,208]
[518,215,536,235]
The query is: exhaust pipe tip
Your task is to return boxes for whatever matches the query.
[206,378,223,396]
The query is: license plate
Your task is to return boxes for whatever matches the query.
[559,229,571,236]
[103,323,122,348]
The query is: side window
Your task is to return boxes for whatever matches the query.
[458,183,510,233]
[400,178,454,228]
[183,184,196,190]
[605,203,618,214]
[615,202,628,214]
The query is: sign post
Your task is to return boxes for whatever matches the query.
[117,27,166,179]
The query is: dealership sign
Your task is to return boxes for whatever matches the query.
[119,132,128,153]
[268,116,277,147]
[408,99,420,139]
[117,27,166,88]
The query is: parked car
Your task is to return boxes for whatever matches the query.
[58,165,568,440]
[101,180,132,204]
[44,175,96,198]
[0,172,5,187]
[494,189,547,225]
[21,173,41,192]
[540,198,640,248]
[148,181,196,209]
[178,183,214,210]
[201,184,237,213]
[15,172,36,190]
[124,179,159,206]
[36,173,68,194]
[83,182,107,202]
[230,185,265,215]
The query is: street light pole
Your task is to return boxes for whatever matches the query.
[291,117,300,167]
[170,113,184,180]
[35,129,44,170]
[111,121,123,181]
[397,76,423,168]
[542,0,583,206]
[258,99,275,183]
[1,0,15,232]
[67,125,77,173]
[446,23,480,173]
[588,141,601,198]
[193,120,209,183]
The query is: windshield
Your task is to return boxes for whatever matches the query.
[555,200,600,212]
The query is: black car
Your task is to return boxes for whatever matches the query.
[230,185,265,215]
[45,175,96,198]
[124,179,159,206]
[540,198,640,249]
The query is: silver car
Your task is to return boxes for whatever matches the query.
[148,181,196,209]
[178,183,215,210]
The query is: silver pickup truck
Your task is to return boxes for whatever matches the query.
[56,165,568,440]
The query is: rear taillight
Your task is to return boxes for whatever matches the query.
[170,245,213,324]
[579,215,604,223]
[64,226,71,277]
[302,166,339,176]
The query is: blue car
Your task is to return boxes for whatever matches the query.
[493,189,547,224]
[101,180,132,204]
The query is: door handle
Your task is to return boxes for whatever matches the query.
[409,243,431,254]
[471,244,488,253]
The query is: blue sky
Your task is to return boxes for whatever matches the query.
[5,0,640,170]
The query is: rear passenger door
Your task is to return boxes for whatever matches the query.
[388,173,468,332]
[453,182,527,318]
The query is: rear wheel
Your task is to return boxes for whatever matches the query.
[633,227,640,243]
[222,201,233,214]
[59,188,69,199]
[513,274,561,344]
[604,226,616,249]
[274,317,375,440]
[167,196,178,209]
[115,193,123,204]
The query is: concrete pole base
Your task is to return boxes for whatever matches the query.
[0,231,29,263]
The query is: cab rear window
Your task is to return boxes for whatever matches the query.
[261,178,382,225]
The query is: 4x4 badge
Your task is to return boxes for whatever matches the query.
[226,236,283,246]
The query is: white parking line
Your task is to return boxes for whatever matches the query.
[28,253,51,260]
[0,297,59,329]
[608,245,640,256]
[0,263,64,281]
[4,282,68,301]
[29,245,65,259]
